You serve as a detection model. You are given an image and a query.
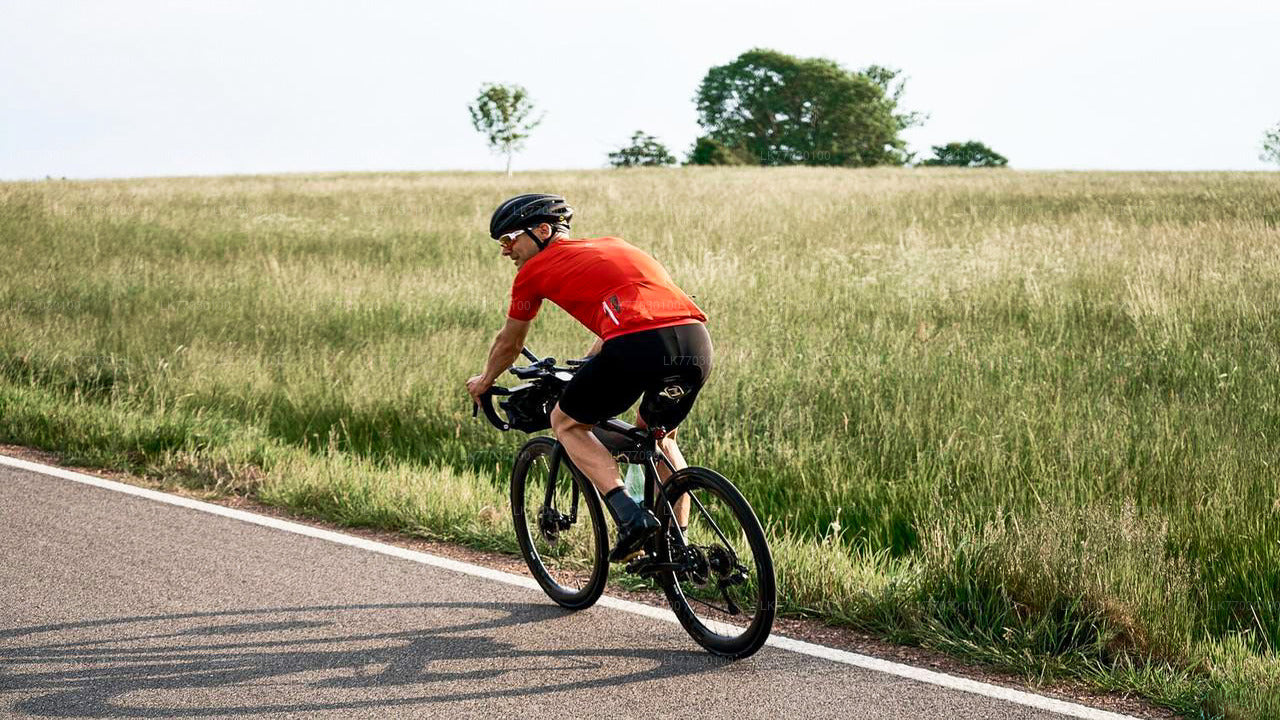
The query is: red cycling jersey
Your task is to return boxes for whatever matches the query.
[507,237,707,341]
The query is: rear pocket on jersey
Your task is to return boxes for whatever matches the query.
[605,286,661,326]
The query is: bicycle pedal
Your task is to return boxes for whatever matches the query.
[619,548,646,564]
[623,552,657,573]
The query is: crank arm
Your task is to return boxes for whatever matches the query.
[627,560,689,576]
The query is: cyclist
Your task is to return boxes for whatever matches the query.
[466,193,712,563]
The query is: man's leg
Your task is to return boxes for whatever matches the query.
[549,404,622,495]
[551,403,659,562]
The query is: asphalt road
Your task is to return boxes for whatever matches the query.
[1,463,1101,719]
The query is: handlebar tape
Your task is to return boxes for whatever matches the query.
[472,387,511,431]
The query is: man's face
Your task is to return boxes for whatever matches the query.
[501,227,543,269]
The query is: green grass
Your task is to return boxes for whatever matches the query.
[3,167,1279,717]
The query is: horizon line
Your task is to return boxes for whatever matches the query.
[4,165,1277,183]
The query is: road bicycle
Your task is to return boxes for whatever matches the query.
[473,347,776,659]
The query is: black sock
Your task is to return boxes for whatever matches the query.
[604,487,641,527]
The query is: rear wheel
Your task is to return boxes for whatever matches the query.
[510,437,609,610]
[657,466,775,658]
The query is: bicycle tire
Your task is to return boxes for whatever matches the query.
[510,436,609,610]
[657,466,776,659]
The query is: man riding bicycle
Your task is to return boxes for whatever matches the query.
[466,193,713,563]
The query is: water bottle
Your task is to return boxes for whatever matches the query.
[623,462,646,502]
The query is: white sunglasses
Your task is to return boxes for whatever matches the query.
[497,229,527,246]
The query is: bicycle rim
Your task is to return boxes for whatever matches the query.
[510,437,609,609]
[659,466,776,658]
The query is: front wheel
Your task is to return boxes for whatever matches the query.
[510,437,609,610]
[657,466,776,659]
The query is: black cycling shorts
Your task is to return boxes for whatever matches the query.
[558,322,713,430]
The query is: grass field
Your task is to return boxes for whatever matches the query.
[2,167,1278,717]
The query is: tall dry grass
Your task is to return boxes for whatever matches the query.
[3,167,1279,716]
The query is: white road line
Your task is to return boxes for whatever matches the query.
[1,453,1137,720]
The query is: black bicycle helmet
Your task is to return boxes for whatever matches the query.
[489,193,574,249]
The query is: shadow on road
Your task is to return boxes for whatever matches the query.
[0,601,723,717]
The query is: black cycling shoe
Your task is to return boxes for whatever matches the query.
[609,510,660,563]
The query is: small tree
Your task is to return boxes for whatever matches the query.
[920,141,1008,167]
[1262,122,1280,167]
[608,131,676,167]
[468,83,542,176]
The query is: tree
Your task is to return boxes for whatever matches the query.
[919,141,1009,167]
[690,48,923,167]
[468,83,542,176]
[608,131,676,167]
[1262,122,1280,167]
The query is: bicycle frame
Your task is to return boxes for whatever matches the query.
[638,435,684,544]
[540,420,686,552]
[592,420,678,518]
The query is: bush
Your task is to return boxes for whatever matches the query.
[686,137,752,166]
[607,131,676,167]
[920,141,1008,168]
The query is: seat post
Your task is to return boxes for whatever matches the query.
[637,426,668,509]
[641,424,669,455]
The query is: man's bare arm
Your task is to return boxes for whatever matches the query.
[467,317,532,402]
[584,336,604,359]
[480,317,532,385]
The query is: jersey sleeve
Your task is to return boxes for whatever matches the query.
[507,269,543,321]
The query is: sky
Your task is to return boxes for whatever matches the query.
[2,0,1277,179]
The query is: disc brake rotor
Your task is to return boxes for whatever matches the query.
[538,506,569,543]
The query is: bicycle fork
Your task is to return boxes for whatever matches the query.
[537,445,579,541]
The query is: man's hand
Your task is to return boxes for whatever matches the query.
[466,374,493,402]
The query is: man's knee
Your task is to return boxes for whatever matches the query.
[551,404,589,435]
